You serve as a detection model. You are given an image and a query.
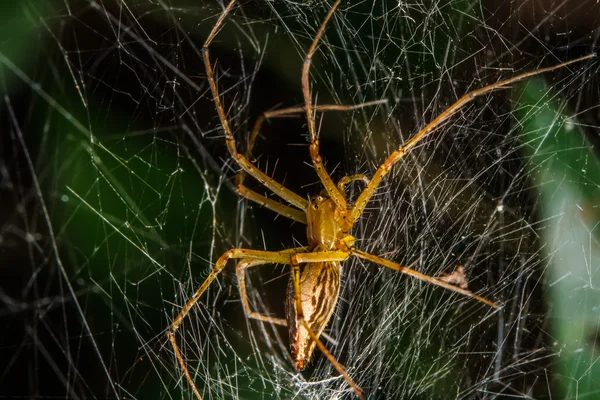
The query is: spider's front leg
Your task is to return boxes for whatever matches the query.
[202,0,308,212]
[348,53,595,224]
[301,0,348,210]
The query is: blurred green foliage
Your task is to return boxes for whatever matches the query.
[515,77,600,398]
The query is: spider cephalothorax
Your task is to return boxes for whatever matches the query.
[306,194,351,249]
[167,0,594,398]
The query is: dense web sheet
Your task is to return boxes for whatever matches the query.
[1,0,600,399]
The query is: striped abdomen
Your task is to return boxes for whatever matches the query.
[285,261,341,370]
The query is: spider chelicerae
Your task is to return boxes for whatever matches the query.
[168,1,594,398]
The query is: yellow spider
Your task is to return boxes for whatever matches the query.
[168,1,594,398]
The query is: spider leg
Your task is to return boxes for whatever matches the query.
[348,53,596,224]
[168,247,301,400]
[337,174,370,201]
[236,247,306,326]
[290,258,364,400]
[292,250,349,264]
[351,248,499,308]
[302,0,348,210]
[236,185,307,224]
[203,0,308,211]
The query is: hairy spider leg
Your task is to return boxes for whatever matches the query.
[351,249,499,308]
[291,249,498,308]
[236,247,306,326]
[337,174,370,199]
[348,53,596,224]
[236,260,286,325]
[236,185,307,224]
[168,248,305,400]
[202,0,308,211]
[302,0,349,210]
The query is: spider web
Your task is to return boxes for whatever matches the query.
[1,0,599,399]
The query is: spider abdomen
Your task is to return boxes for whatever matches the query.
[285,260,341,370]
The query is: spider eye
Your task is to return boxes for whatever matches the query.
[313,204,319,210]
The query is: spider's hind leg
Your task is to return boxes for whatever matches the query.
[351,248,498,308]
[169,247,302,400]
[235,248,306,326]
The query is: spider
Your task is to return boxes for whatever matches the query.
[168,1,595,398]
